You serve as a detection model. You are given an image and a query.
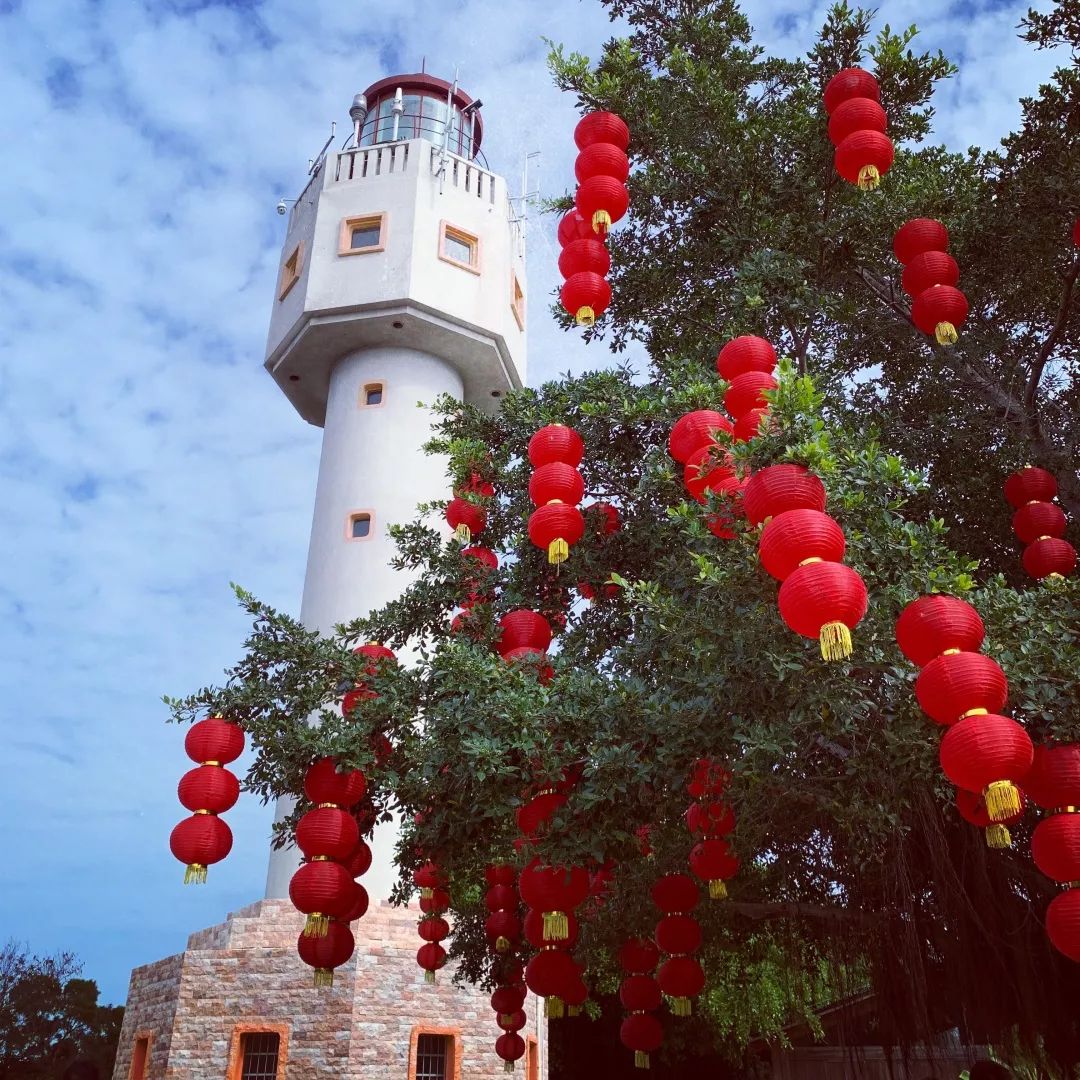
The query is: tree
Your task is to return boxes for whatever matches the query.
[167,0,1080,1072]
[0,941,123,1079]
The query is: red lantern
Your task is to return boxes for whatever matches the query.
[557,211,593,246]
[296,807,360,861]
[497,1009,527,1032]
[827,97,887,145]
[706,485,745,539]
[413,861,446,899]
[758,509,846,581]
[895,595,985,667]
[911,285,969,345]
[169,814,232,884]
[345,838,372,878]
[655,915,702,954]
[516,790,567,837]
[823,67,880,113]
[297,919,354,988]
[1046,889,1080,962]
[651,874,700,914]
[901,251,960,297]
[716,335,776,380]
[1024,744,1080,810]
[1012,502,1067,544]
[687,759,731,799]
[894,219,949,265]
[575,175,629,236]
[496,1032,526,1072]
[834,129,894,190]
[486,910,521,954]
[185,716,245,764]
[528,504,585,565]
[956,789,1025,849]
[524,948,578,1006]
[742,465,827,526]
[558,238,611,279]
[723,371,777,420]
[497,610,552,656]
[656,955,705,1016]
[304,758,366,808]
[914,652,1009,726]
[1032,815,1080,882]
[529,462,585,507]
[420,888,451,914]
[492,984,527,1017]
[177,765,240,815]
[419,916,450,943]
[519,862,590,941]
[289,859,356,936]
[621,973,662,1013]
[619,937,660,973]
[446,496,486,542]
[590,501,621,535]
[689,838,740,899]
[1074,217,1080,247]
[1004,466,1058,507]
[575,142,630,183]
[485,884,518,913]
[341,882,369,923]
[620,1013,663,1069]
[668,410,732,463]
[574,111,630,152]
[416,941,447,983]
[529,425,584,468]
[777,561,868,661]
[463,546,499,573]
[683,445,735,504]
[939,714,1034,821]
[732,408,771,443]
[686,800,735,838]
[1022,538,1076,580]
[486,864,517,887]
[560,271,611,326]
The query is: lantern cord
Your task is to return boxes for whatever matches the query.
[985,824,1012,849]
[545,995,565,1019]
[709,879,728,900]
[313,968,334,989]
[819,621,853,661]
[984,780,1022,822]
[575,306,596,327]
[634,1052,650,1069]
[934,321,958,345]
[183,863,208,885]
[303,913,330,938]
[857,165,881,190]
[547,539,570,566]
[543,911,570,941]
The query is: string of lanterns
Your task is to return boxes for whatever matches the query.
[1004,466,1076,581]
[618,937,663,1069]
[651,874,705,1017]
[823,67,894,191]
[686,759,739,899]
[527,424,586,566]
[893,218,969,345]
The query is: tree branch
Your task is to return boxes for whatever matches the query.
[725,900,879,924]
[1023,253,1080,422]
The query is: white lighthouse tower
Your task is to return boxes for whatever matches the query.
[263,73,527,903]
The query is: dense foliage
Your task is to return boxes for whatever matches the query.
[168,0,1080,1071]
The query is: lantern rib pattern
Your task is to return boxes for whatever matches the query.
[1004,466,1076,581]
[527,425,586,565]
[892,218,969,345]
[823,67,893,190]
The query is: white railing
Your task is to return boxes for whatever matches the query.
[333,141,411,183]
[429,145,497,205]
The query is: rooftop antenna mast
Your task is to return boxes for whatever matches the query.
[435,67,459,194]
[511,150,541,255]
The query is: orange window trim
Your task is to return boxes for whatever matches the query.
[128,1029,154,1080]
[438,220,481,275]
[346,509,376,541]
[277,241,304,300]
[225,1022,290,1080]
[407,1025,463,1080]
[339,212,388,256]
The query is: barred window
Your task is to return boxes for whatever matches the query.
[414,1033,449,1080]
[240,1032,280,1080]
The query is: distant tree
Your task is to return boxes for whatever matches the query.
[0,941,123,1080]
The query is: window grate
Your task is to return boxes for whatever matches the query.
[240,1032,280,1080]
[415,1034,449,1080]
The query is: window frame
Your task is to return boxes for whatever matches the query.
[438,220,481,275]
[339,212,388,257]
[128,1030,153,1080]
[346,510,375,541]
[360,381,385,408]
[511,271,526,330]
[225,1023,289,1080]
[277,241,303,300]
[407,1027,461,1080]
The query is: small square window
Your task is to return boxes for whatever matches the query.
[511,273,525,330]
[240,1031,280,1080]
[349,512,373,539]
[362,382,384,406]
[277,242,303,300]
[339,213,386,256]
[415,1034,449,1080]
[439,221,480,273]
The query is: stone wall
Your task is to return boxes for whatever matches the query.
[114,898,545,1079]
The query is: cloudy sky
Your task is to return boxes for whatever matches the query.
[0,0,1064,1006]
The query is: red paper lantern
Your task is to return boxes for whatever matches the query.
[895,595,985,667]
[496,1031,526,1070]
[413,861,446,898]
[519,862,590,941]
[911,285,969,345]
[575,142,630,183]
[689,838,740,899]
[185,716,244,765]
[345,839,372,878]
[939,714,1034,821]
[528,504,585,565]
[591,501,621,535]
[486,910,521,953]
[894,219,949,265]
[758,509,846,581]
[485,885,518,913]
[575,175,629,236]
[557,211,593,246]
[354,642,397,667]
[656,955,705,1016]
[486,864,517,888]
[687,759,731,799]
[416,942,447,983]
[777,561,868,661]
[560,271,612,326]
[529,425,584,468]
[743,465,827,526]
[296,807,360,861]
[1012,502,1067,544]
[823,67,880,113]
[669,410,732,463]
[1032,814,1080,882]
[492,984,527,1017]
[619,937,660,973]
[706,488,744,539]
[575,111,630,151]
[1004,466,1058,507]
[304,758,366,808]
[497,610,552,656]
[723,371,778,420]
[620,1013,663,1069]
[686,800,735,838]
[420,888,451,914]
[827,96,887,145]
[620,974,662,1012]
[446,496,486,542]
[1022,538,1076,580]
[169,814,232,884]
[1074,217,1080,247]
[419,916,450,943]
[177,765,240,814]
[956,789,1024,849]
[525,948,578,999]
[1046,889,1080,962]
[834,129,894,190]
[683,445,736,504]
[901,251,960,297]
[529,462,585,507]
[341,882,369,923]
[516,790,567,837]
[914,652,1009,726]
[497,1009,527,1033]
[732,408,771,443]
[651,873,699,914]
[463,546,499,573]
[716,335,777,380]
[289,859,356,936]
[1024,744,1080,810]
[297,919,354,987]
[558,238,611,279]
[655,915,702,954]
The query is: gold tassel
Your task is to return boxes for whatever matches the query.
[421,887,433,900]
[425,970,436,984]
[984,780,1022,822]
[568,1005,581,1017]
[543,911,569,941]
[547,539,569,565]
[545,996,565,1019]
[857,164,881,190]
[709,879,728,900]
[819,621,853,661]
[455,524,471,543]
[635,1052,650,1069]
[496,936,510,953]
[504,1062,514,1074]
[313,968,334,988]
[934,321,958,346]
[670,996,691,1017]
[303,913,329,938]
[498,1013,513,1026]
[183,863,208,885]
[986,824,1012,849]
[575,306,596,327]
[591,210,612,235]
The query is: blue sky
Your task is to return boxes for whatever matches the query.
[0,0,1064,1006]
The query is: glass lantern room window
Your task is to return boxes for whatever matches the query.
[359,90,472,156]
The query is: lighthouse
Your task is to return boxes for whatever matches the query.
[112,75,544,1080]
[263,73,527,904]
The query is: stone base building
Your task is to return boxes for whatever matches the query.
[113,899,544,1080]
